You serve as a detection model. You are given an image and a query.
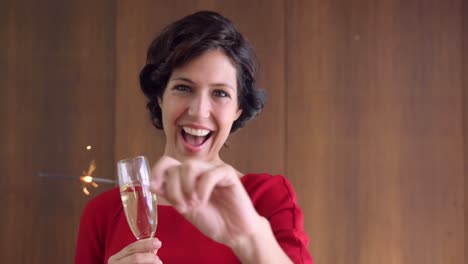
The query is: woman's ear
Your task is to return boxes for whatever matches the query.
[235,108,243,120]
[158,97,163,106]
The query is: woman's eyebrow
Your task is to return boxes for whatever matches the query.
[171,77,195,84]
[171,77,234,91]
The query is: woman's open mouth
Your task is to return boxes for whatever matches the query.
[181,126,213,147]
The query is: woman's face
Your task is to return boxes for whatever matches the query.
[159,50,242,163]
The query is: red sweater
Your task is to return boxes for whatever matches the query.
[75,173,313,263]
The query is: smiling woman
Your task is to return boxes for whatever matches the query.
[159,50,242,161]
[75,11,313,264]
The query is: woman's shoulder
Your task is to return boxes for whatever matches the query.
[87,187,120,206]
[241,173,294,194]
[81,187,122,220]
[241,173,299,213]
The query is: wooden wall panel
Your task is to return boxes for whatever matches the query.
[115,0,285,173]
[397,1,464,262]
[463,0,467,261]
[286,0,464,263]
[0,0,115,263]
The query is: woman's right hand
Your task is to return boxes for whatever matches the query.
[107,238,162,264]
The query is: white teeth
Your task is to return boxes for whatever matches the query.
[183,127,211,136]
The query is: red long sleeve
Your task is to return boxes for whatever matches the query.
[243,174,314,264]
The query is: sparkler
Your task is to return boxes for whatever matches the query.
[38,146,115,195]
[38,160,115,195]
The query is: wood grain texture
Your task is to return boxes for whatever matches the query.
[463,0,467,261]
[286,0,464,263]
[115,0,285,174]
[397,2,464,262]
[0,0,115,263]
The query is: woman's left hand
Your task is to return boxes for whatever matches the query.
[150,155,262,247]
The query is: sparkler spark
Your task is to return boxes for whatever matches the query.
[80,160,98,195]
[81,176,93,183]
[39,158,115,196]
[83,187,90,195]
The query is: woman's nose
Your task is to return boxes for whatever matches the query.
[188,94,211,118]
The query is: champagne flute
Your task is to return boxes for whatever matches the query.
[117,156,158,240]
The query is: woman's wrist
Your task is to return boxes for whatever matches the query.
[229,216,293,264]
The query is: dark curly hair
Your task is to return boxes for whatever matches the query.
[139,11,266,133]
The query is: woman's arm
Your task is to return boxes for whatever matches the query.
[230,216,293,264]
[244,174,314,264]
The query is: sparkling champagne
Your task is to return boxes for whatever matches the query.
[120,183,158,240]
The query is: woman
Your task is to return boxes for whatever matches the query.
[75,11,313,264]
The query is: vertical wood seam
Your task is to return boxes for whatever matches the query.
[283,0,288,177]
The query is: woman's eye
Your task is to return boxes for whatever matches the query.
[174,85,191,92]
[213,90,230,98]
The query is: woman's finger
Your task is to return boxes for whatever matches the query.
[179,160,212,202]
[164,166,187,211]
[124,252,162,264]
[108,238,161,262]
[151,156,181,194]
[179,161,197,201]
[196,165,236,204]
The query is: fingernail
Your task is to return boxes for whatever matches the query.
[153,239,161,248]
